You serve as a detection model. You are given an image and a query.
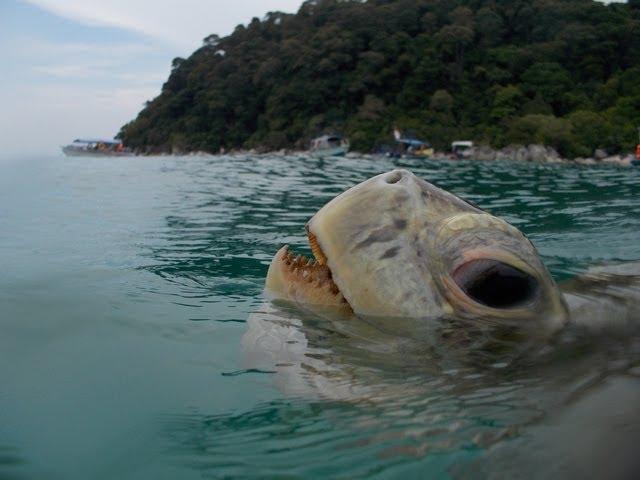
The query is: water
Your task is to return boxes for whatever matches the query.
[1,154,639,479]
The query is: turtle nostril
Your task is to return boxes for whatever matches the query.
[385,171,402,184]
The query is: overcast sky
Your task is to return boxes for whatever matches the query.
[0,0,303,156]
[0,0,624,157]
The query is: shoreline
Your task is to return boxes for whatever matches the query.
[136,143,638,167]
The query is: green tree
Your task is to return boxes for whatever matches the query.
[490,85,524,121]
[521,62,572,113]
[435,22,474,81]
[507,114,577,157]
[568,110,609,154]
[429,89,454,113]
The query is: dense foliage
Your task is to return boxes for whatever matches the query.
[119,0,640,157]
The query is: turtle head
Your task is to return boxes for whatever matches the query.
[266,169,568,334]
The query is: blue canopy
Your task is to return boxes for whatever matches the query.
[396,138,429,147]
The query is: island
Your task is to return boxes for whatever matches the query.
[118,0,640,163]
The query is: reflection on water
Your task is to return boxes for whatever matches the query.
[232,295,639,477]
[167,322,640,478]
[1,154,639,479]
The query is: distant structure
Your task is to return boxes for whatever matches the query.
[61,138,130,157]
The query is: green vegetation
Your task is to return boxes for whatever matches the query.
[118,0,640,157]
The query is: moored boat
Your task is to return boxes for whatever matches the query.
[393,129,434,158]
[309,135,349,158]
[62,138,130,157]
[451,140,474,159]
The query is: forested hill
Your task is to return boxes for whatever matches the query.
[118,0,640,157]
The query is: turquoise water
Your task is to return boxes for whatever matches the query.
[1,154,639,479]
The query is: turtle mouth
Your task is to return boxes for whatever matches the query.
[275,231,351,310]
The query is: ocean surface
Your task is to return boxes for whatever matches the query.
[1,154,639,479]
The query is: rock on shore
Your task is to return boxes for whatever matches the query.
[468,144,635,167]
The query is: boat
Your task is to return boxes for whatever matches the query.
[62,138,130,157]
[393,129,434,158]
[451,140,474,159]
[309,135,349,158]
[405,142,434,158]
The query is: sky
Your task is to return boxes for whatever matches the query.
[0,0,625,157]
[0,0,304,156]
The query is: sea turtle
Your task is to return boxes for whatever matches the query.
[241,169,640,476]
[262,168,640,332]
[245,167,639,380]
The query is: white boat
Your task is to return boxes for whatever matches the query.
[310,135,349,158]
[451,140,474,159]
[62,138,130,157]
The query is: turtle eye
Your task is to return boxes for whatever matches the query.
[452,259,539,309]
